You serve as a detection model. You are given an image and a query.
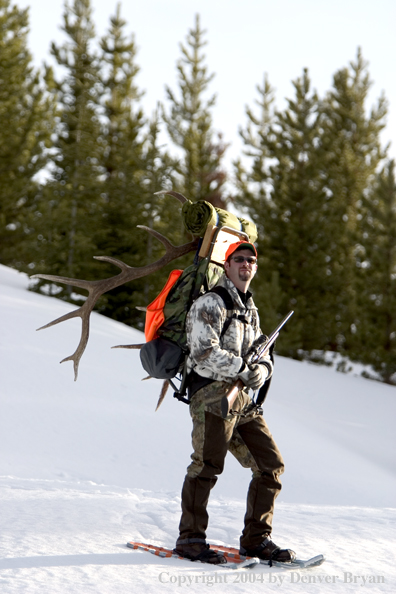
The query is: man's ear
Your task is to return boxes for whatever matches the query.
[224,260,230,273]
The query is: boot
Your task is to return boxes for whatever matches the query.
[174,539,226,565]
[240,535,296,566]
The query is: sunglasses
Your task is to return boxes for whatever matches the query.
[231,256,257,265]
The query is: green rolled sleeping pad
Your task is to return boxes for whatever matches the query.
[181,199,257,243]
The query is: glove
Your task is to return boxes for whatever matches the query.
[238,363,269,391]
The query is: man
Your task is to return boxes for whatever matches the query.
[174,241,296,565]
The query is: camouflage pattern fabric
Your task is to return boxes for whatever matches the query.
[159,259,224,351]
[187,381,262,479]
[178,379,285,545]
[185,274,272,381]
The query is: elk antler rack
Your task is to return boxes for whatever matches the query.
[32,192,198,380]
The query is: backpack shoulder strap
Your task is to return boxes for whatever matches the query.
[209,285,234,310]
[209,285,235,338]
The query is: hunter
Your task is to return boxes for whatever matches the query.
[174,241,296,565]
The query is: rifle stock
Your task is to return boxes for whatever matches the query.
[221,379,244,418]
[220,310,293,418]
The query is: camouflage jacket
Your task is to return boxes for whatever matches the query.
[186,274,270,382]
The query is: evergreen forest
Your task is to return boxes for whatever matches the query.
[1,0,395,384]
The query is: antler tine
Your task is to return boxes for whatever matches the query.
[156,380,170,411]
[31,272,97,292]
[59,300,91,381]
[36,305,83,332]
[154,190,188,204]
[32,221,199,379]
[111,344,144,349]
[32,277,110,381]
[136,226,173,251]
[92,255,136,272]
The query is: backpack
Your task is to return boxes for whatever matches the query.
[139,256,233,402]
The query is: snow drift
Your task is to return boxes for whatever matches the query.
[0,264,395,593]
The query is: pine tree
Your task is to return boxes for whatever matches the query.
[355,160,396,383]
[319,49,387,354]
[35,0,102,299]
[236,54,388,360]
[266,69,330,354]
[92,3,146,323]
[99,2,144,190]
[234,70,325,353]
[234,73,276,231]
[234,74,291,339]
[162,14,227,208]
[93,6,179,326]
[0,0,53,268]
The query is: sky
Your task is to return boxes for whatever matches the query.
[20,0,396,170]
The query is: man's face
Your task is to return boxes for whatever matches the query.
[224,248,257,291]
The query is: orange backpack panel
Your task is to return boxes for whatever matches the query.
[144,269,183,342]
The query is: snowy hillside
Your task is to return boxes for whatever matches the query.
[0,263,395,593]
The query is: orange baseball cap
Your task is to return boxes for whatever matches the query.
[224,241,257,261]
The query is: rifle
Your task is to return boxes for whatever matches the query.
[221,310,294,418]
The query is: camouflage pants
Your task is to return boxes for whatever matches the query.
[177,381,285,550]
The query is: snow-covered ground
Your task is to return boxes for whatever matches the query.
[0,263,395,593]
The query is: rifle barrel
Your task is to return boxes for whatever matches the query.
[221,310,294,418]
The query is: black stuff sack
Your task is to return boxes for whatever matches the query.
[140,337,184,380]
